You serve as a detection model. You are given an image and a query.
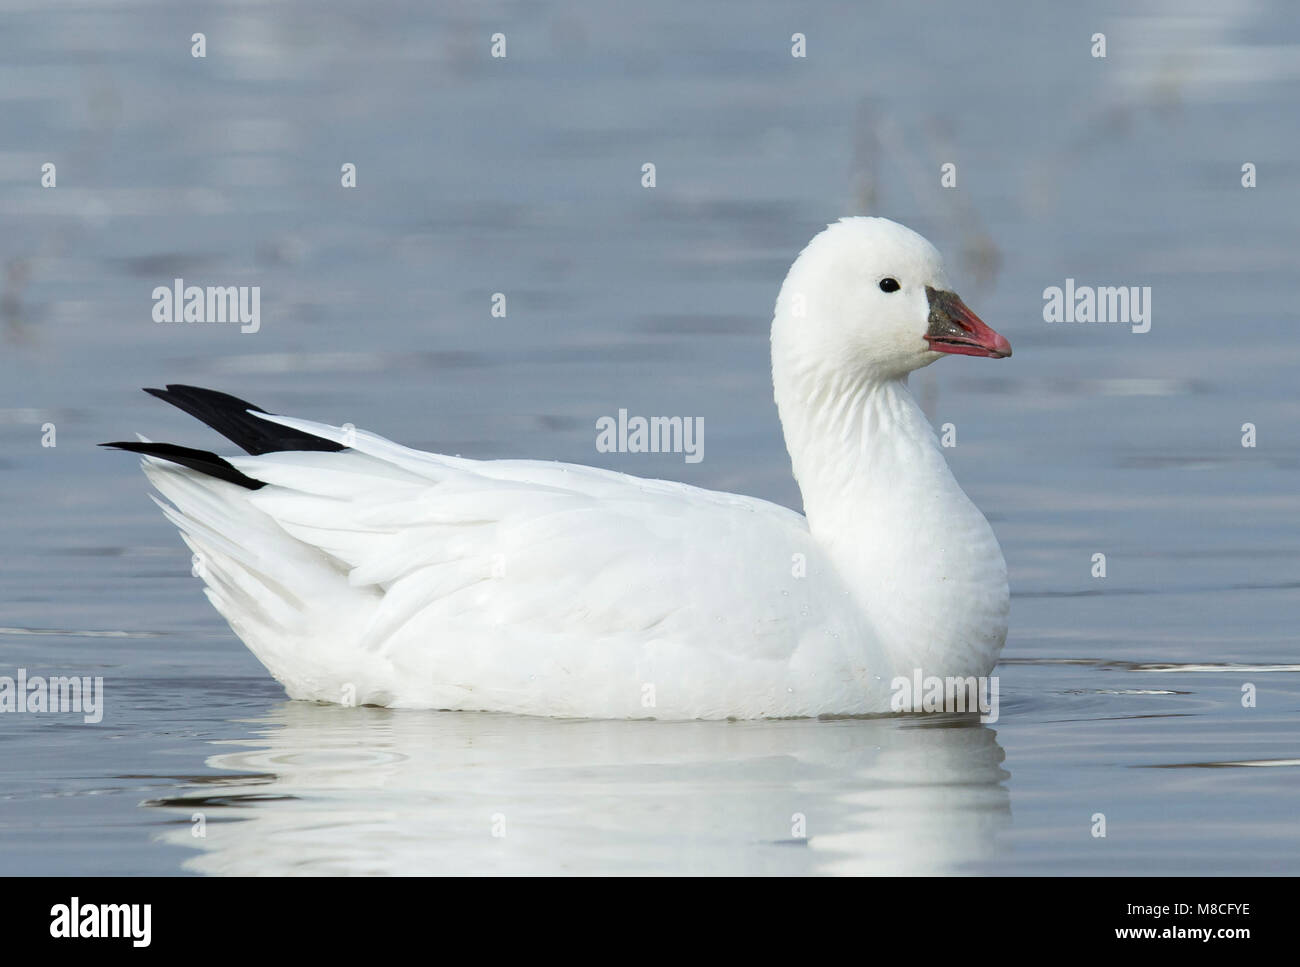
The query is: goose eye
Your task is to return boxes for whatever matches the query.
[879,277,900,293]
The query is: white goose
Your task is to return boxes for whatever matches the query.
[106,217,1012,719]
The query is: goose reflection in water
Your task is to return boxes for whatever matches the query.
[148,704,1011,875]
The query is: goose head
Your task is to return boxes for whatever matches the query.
[769,218,1012,678]
[772,217,1010,385]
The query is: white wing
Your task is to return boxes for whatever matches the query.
[143,413,888,718]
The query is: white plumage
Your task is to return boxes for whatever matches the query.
[123,217,1012,719]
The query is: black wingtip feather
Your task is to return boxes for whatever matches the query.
[142,384,345,456]
[102,384,345,488]
[100,441,266,490]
